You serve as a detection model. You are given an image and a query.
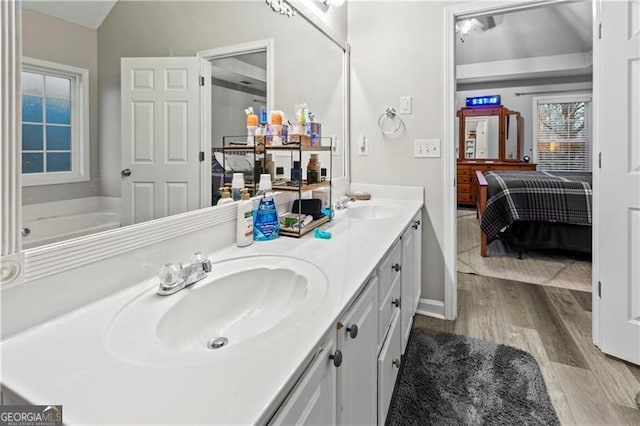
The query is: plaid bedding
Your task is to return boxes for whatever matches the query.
[480,171,592,240]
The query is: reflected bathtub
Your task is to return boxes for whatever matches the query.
[22,212,121,249]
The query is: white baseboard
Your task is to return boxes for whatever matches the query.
[416,298,446,319]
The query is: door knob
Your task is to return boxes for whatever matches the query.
[329,349,343,367]
[392,263,401,272]
[392,298,400,308]
[346,324,358,339]
[393,358,401,369]
[121,168,132,177]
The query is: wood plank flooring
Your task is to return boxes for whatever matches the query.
[414,273,640,426]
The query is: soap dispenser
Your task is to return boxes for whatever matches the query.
[217,187,233,205]
[236,189,254,247]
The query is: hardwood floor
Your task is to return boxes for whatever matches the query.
[414,273,640,425]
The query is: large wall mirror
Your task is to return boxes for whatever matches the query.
[19,0,348,250]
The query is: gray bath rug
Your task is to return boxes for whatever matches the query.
[386,329,559,426]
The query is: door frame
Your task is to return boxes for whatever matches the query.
[197,39,274,207]
[443,0,600,346]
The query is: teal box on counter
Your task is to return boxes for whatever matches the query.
[306,122,321,146]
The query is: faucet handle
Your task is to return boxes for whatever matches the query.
[191,252,212,273]
[159,263,181,285]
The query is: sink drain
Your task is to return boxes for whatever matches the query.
[207,337,228,350]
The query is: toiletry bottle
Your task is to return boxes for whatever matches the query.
[291,161,302,184]
[246,112,258,145]
[231,173,244,201]
[217,187,234,205]
[254,174,279,241]
[271,111,283,145]
[236,189,254,247]
[306,154,320,184]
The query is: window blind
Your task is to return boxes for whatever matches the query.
[536,100,591,172]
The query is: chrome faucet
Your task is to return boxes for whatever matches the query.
[334,196,356,210]
[157,252,212,296]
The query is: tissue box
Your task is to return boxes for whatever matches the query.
[306,122,321,146]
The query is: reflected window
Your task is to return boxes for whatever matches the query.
[21,58,89,186]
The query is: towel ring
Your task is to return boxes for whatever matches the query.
[377,107,403,136]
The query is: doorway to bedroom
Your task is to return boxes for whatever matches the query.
[453,2,593,293]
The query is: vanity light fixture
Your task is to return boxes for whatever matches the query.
[265,0,296,17]
[455,18,484,42]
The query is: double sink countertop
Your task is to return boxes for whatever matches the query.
[1,193,423,424]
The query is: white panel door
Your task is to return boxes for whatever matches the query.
[121,57,207,226]
[599,0,640,365]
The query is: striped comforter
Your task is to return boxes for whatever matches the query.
[480,171,593,240]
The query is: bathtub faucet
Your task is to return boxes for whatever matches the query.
[157,252,212,296]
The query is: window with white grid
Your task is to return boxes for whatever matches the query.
[534,96,592,172]
[21,57,90,186]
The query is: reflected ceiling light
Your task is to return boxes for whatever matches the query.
[265,0,296,17]
[455,18,484,42]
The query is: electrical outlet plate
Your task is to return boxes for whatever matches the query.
[414,139,441,158]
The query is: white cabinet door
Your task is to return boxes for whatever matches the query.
[413,212,422,312]
[121,57,209,226]
[378,311,402,426]
[401,224,415,352]
[270,334,337,425]
[337,276,379,425]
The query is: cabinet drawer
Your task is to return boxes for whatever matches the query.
[378,241,401,306]
[378,273,400,351]
[377,312,402,426]
[457,193,472,203]
[457,174,470,184]
[457,183,470,194]
[457,166,470,176]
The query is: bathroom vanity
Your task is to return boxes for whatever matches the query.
[0,186,424,425]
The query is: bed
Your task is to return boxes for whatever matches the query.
[475,170,592,257]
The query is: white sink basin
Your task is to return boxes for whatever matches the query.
[105,256,328,367]
[346,204,398,220]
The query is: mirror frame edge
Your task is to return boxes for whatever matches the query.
[1,1,350,288]
[1,0,24,288]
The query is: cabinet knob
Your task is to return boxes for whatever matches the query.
[329,349,343,367]
[393,358,401,369]
[392,298,400,308]
[121,168,132,177]
[392,263,401,272]
[346,324,358,339]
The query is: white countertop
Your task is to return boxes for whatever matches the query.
[0,196,422,425]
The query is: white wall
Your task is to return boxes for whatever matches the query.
[457,81,593,159]
[211,85,265,149]
[349,1,448,301]
[21,8,99,205]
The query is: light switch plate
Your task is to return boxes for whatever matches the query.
[331,135,339,156]
[358,134,368,156]
[414,139,441,158]
[399,96,412,114]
